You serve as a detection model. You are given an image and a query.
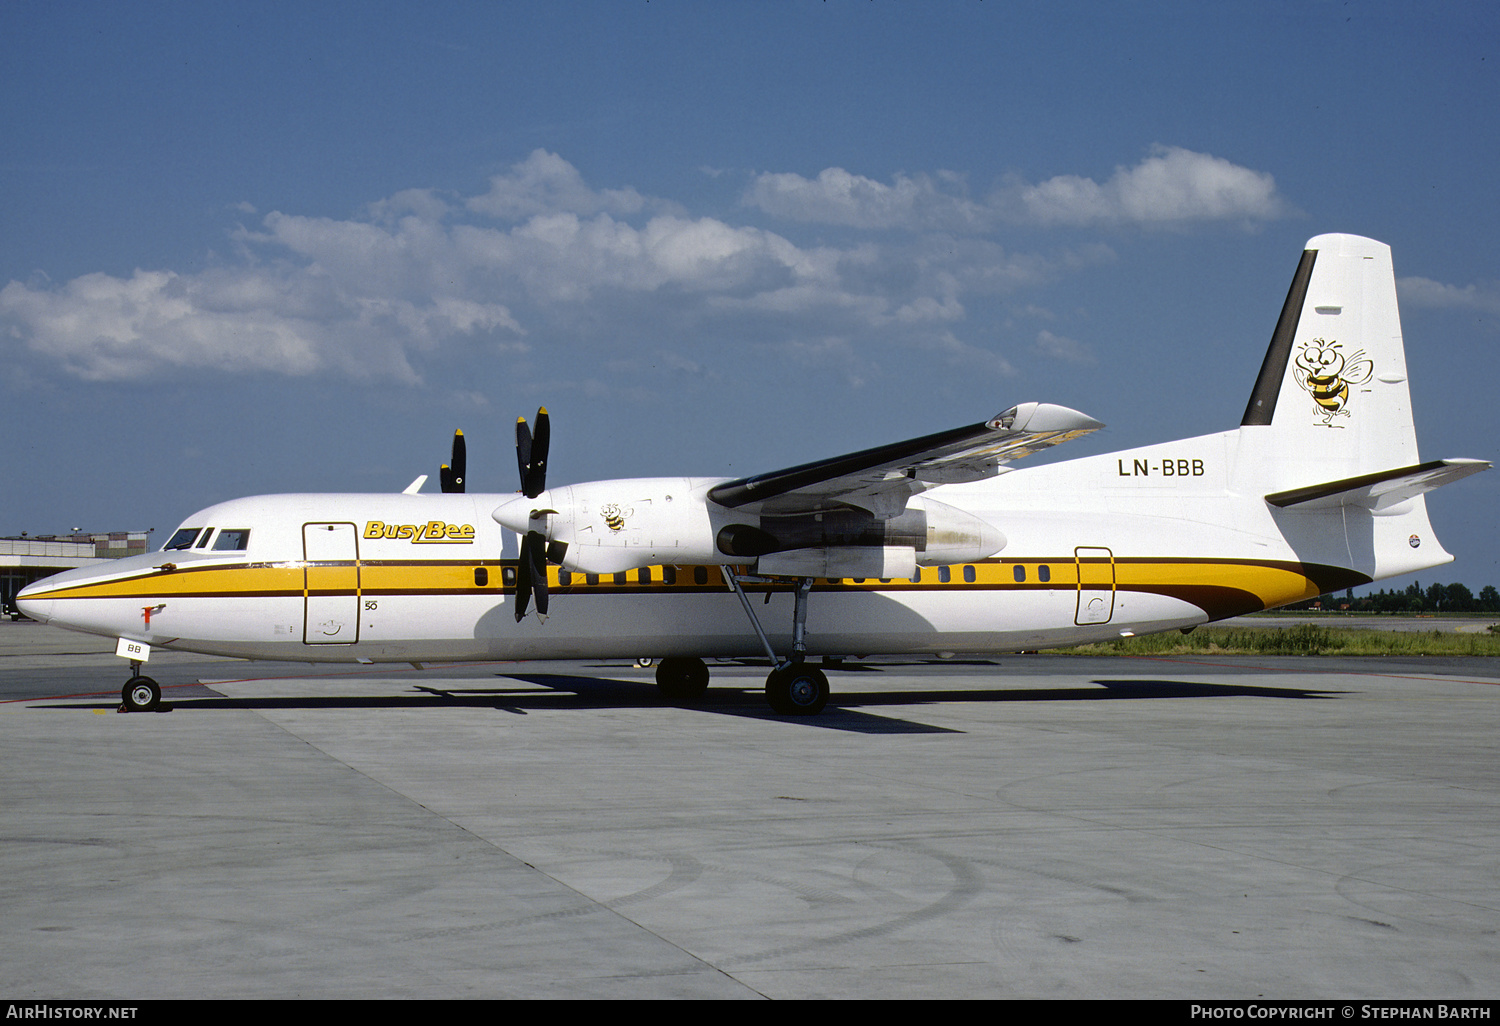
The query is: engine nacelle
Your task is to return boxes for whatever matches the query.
[716,497,1005,578]
[494,485,1006,579]
[492,478,725,575]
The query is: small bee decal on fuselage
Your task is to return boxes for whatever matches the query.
[1292,338,1373,427]
[601,504,629,532]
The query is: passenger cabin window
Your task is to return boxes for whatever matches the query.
[212,529,251,551]
[164,527,204,551]
[1038,565,1051,582]
[1013,565,1026,583]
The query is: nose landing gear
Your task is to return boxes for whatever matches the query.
[120,659,163,712]
[121,675,162,712]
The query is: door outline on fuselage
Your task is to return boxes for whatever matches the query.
[303,522,360,645]
[1074,546,1115,626]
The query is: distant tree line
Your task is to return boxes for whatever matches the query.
[1290,582,1500,614]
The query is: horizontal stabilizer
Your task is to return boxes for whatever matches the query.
[1265,459,1489,511]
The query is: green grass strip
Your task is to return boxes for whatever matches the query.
[1060,623,1500,657]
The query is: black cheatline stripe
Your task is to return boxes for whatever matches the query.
[41,559,1373,603]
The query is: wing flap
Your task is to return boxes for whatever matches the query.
[708,402,1103,517]
[1265,458,1489,511]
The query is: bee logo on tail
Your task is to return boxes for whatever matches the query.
[1292,338,1373,427]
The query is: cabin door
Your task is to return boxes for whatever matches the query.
[1074,546,1115,625]
[304,522,361,644]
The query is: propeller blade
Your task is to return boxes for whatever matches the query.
[514,535,531,622]
[440,429,466,493]
[515,416,532,491]
[531,535,550,617]
[512,408,553,621]
[517,407,550,498]
[450,430,466,492]
[514,530,549,622]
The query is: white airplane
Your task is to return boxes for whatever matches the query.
[18,234,1488,715]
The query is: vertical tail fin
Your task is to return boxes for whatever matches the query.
[1239,234,1417,486]
[1236,234,1487,584]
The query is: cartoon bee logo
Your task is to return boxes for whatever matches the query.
[1292,338,1373,427]
[600,504,629,532]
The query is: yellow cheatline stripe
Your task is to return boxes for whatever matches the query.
[28,556,1364,616]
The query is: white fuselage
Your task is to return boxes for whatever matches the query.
[16,425,1452,665]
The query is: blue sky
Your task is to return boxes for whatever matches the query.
[4,1,1497,591]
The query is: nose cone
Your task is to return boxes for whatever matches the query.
[11,554,164,638]
[15,582,52,623]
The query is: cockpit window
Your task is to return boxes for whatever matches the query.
[165,527,205,551]
[211,529,251,551]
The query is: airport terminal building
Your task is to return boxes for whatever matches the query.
[0,532,151,615]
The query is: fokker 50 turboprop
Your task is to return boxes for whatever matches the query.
[18,234,1489,715]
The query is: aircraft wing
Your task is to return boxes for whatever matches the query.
[707,402,1103,518]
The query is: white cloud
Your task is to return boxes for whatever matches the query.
[466,149,655,221]
[0,150,1241,387]
[744,147,1289,230]
[0,155,897,383]
[1398,276,1500,321]
[0,265,522,383]
[0,269,325,381]
[744,167,987,232]
[1034,329,1095,366]
[1013,146,1289,226]
[917,330,1016,378]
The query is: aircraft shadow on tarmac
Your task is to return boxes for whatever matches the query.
[30,667,1349,736]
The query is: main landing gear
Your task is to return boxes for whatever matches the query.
[730,571,829,715]
[763,661,829,716]
[645,571,833,715]
[650,654,830,715]
[730,570,831,715]
[120,660,163,712]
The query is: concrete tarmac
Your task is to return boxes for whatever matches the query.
[3,620,1498,999]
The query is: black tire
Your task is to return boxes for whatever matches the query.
[122,676,161,713]
[765,664,829,716]
[655,657,710,703]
